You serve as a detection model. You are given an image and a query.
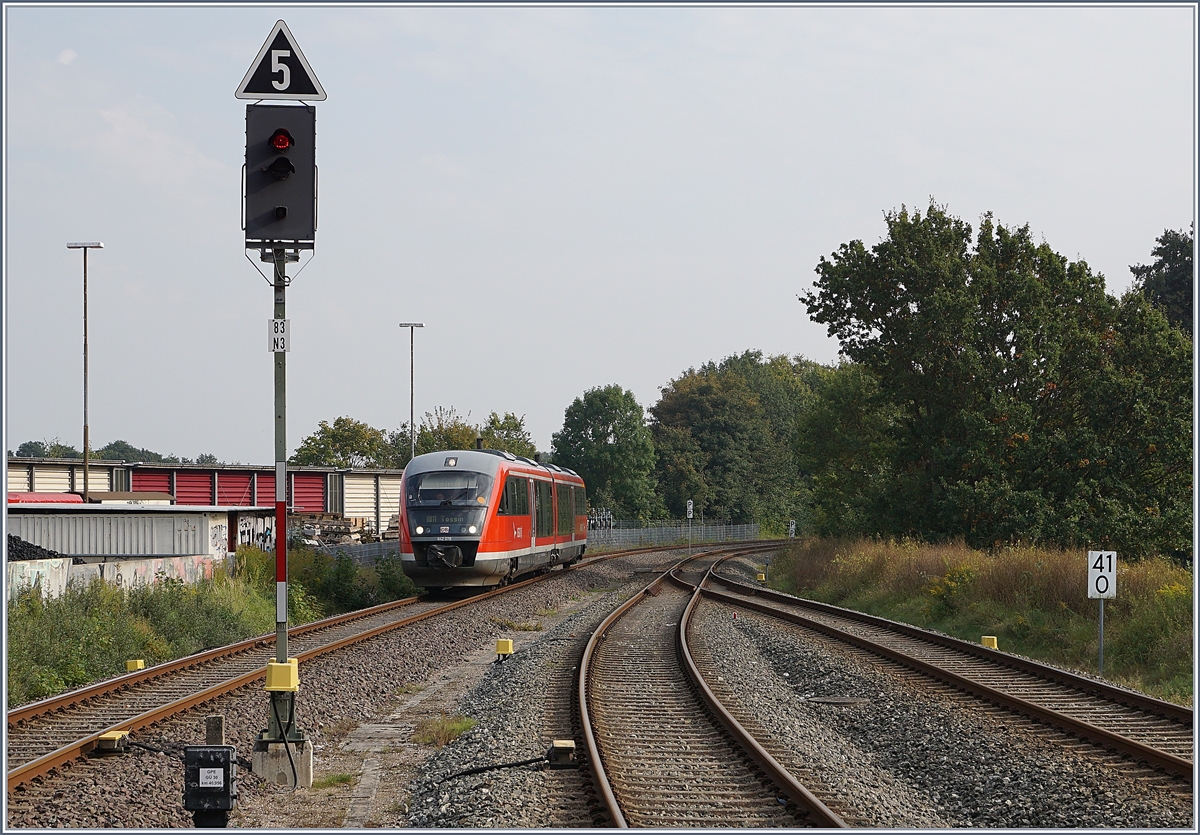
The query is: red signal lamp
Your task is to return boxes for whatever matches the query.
[269,128,294,152]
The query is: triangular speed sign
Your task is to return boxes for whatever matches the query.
[236,20,327,101]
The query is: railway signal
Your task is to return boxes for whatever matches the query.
[245,104,315,242]
[239,19,322,790]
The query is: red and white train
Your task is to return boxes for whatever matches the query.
[398,449,587,589]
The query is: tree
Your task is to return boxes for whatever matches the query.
[290,416,393,468]
[480,412,537,458]
[12,441,47,458]
[552,385,660,520]
[416,406,478,454]
[794,362,898,538]
[93,440,169,463]
[1130,224,1193,336]
[43,438,81,459]
[651,352,816,527]
[800,202,1191,558]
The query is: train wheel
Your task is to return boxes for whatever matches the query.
[497,558,518,587]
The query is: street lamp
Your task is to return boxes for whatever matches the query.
[398,322,424,462]
[67,242,103,502]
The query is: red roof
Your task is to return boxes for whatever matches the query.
[7,492,85,504]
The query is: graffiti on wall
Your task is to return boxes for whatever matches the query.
[237,515,274,551]
[6,559,70,601]
[7,555,217,600]
[210,523,228,561]
[100,556,215,591]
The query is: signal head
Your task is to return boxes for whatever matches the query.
[269,128,294,152]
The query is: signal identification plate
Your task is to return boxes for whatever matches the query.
[269,318,291,352]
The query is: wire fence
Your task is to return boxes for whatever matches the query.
[586,520,761,549]
[321,518,762,565]
[321,540,400,565]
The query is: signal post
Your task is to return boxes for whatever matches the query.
[237,20,326,789]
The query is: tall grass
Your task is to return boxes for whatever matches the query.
[6,544,419,708]
[772,538,1193,705]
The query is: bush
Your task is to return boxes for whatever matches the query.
[7,543,421,708]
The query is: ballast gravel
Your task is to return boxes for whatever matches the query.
[6,550,1192,829]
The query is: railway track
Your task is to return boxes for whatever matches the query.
[578,548,846,828]
[704,563,1194,785]
[4,542,768,796]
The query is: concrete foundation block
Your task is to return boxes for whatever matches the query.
[252,740,313,789]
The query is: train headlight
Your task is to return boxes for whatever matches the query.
[415,526,424,535]
[468,525,478,534]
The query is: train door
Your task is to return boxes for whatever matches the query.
[532,478,554,569]
[529,476,542,573]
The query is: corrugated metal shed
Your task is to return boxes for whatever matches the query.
[291,473,325,513]
[131,470,171,494]
[343,472,376,520]
[216,472,254,505]
[7,504,273,559]
[8,463,32,493]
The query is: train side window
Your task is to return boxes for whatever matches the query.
[536,480,554,537]
[497,475,530,515]
[557,482,572,535]
[513,476,529,515]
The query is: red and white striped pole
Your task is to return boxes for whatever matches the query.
[273,250,289,666]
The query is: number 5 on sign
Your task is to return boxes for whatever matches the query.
[1088,550,1116,599]
[268,318,290,352]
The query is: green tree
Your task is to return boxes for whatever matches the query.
[800,202,1192,558]
[12,441,47,458]
[651,351,815,527]
[552,385,660,520]
[480,411,537,458]
[290,416,393,468]
[416,406,478,454]
[93,440,170,463]
[794,362,898,538]
[1130,224,1193,336]
[44,438,81,459]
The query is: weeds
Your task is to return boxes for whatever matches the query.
[6,543,419,709]
[412,713,477,747]
[312,773,354,790]
[774,538,1193,706]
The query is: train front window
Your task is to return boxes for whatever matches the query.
[406,470,494,507]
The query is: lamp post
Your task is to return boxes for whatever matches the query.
[398,322,424,462]
[67,242,103,502]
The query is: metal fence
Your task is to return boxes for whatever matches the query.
[317,519,761,565]
[320,540,400,566]
[586,520,761,549]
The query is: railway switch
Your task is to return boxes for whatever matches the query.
[545,739,578,769]
[183,744,237,827]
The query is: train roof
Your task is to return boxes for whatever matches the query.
[403,449,581,480]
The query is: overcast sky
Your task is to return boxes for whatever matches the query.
[3,3,1195,465]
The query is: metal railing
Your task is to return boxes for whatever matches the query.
[321,540,400,565]
[586,520,760,549]
[320,520,761,563]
